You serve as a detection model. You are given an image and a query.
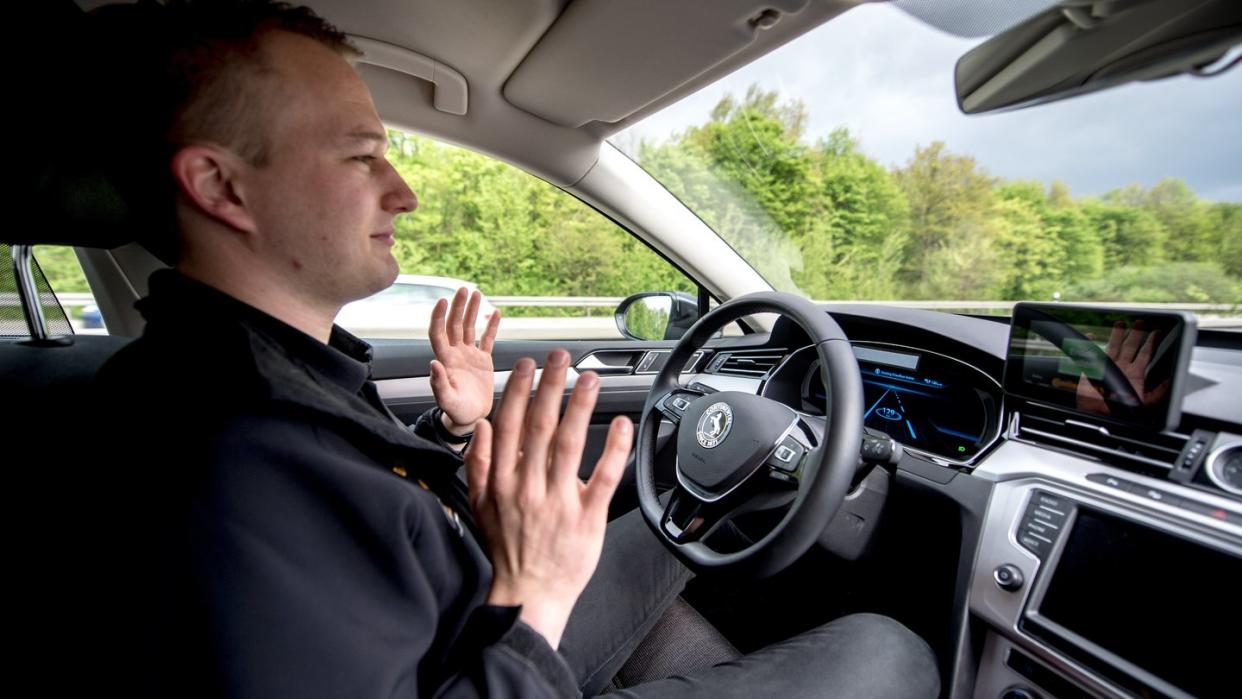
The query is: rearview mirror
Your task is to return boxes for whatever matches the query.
[955,0,1241,114]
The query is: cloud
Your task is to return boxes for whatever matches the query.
[618,4,1242,202]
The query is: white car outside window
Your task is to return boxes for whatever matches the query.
[334,274,496,339]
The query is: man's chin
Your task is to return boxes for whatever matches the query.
[355,262,400,301]
[380,256,400,288]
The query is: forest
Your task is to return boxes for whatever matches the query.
[32,87,1241,310]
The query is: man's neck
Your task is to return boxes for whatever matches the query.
[175,260,338,344]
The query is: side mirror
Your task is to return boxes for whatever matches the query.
[615,291,699,341]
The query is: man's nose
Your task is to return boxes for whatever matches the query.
[382,162,418,213]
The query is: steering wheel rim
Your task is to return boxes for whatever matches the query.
[635,291,863,577]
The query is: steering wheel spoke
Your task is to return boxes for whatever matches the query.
[762,420,815,486]
[660,485,709,542]
[654,384,709,426]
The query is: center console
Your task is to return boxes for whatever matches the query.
[969,455,1241,698]
[968,304,1241,698]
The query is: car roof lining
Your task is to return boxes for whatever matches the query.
[72,0,864,185]
[323,0,869,185]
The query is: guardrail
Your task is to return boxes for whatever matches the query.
[5,292,1239,314]
[0,292,96,307]
[488,296,624,308]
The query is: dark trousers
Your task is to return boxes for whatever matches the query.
[559,507,942,698]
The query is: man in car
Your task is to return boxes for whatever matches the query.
[91,1,939,697]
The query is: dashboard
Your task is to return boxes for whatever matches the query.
[694,306,1242,699]
[764,341,1004,464]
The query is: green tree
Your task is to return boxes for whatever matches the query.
[892,142,997,291]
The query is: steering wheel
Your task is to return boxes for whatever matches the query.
[635,292,864,577]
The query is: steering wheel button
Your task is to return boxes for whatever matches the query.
[769,470,797,484]
[774,445,795,463]
[671,396,691,411]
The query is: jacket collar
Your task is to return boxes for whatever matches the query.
[136,269,444,457]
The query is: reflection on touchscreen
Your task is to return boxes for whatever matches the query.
[1005,303,1192,430]
[1071,320,1170,417]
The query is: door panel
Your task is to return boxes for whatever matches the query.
[373,338,701,518]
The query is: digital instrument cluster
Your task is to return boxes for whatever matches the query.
[797,343,1002,462]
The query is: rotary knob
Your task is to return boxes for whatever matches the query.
[993,564,1024,592]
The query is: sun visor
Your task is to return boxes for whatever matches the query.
[502,0,814,129]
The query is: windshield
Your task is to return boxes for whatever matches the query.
[610,2,1242,329]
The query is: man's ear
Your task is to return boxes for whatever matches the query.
[170,144,258,234]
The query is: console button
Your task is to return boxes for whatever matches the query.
[1023,519,1058,537]
[1137,487,1180,506]
[1029,506,1063,523]
[1180,498,1240,524]
[1087,473,1130,490]
[994,564,1024,592]
[1034,492,1065,509]
[1018,534,1046,557]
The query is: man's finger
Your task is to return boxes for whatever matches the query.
[429,298,450,357]
[463,290,481,346]
[1105,321,1125,361]
[491,357,535,489]
[1120,320,1146,362]
[447,287,467,345]
[480,308,502,354]
[520,350,571,492]
[1137,328,1160,366]
[583,416,632,514]
[464,419,492,512]
[429,360,453,400]
[548,371,600,492]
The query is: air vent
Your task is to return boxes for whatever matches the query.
[1011,403,1188,478]
[705,350,785,378]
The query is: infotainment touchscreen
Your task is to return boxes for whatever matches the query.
[1003,303,1196,430]
[1024,507,1241,698]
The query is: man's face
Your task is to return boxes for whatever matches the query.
[240,31,416,309]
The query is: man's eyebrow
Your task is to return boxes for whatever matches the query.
[343,129,387,145]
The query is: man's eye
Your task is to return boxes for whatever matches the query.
[353,155,377,164]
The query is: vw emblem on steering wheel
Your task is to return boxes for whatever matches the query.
[696,402,734,449]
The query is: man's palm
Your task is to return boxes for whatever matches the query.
[429,288,502,429]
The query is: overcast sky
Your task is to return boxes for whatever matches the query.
[615,3,1242,202]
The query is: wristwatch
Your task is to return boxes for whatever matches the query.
[432,407,474,445]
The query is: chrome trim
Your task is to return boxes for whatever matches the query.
[706,348,787,378]
[575,348,704,375]
[974,631,1128,699]
[635,349,705,375]
[575,352,634,375]
[675,410,800,504]
[1065,418,1111,436]
[376,368,582,401]
[973,440,1242,533]
[1204,434,1242,496]
[683,372,762,394]
[1012,424,1177,472]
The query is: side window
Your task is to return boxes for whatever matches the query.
[334,130,698,341]
[24,246,103,335]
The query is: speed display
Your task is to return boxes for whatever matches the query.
[801,344,1000,461]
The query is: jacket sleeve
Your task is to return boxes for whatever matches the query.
[173,413,580,698]
[409,406,469,462]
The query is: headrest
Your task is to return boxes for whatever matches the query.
[15,1,177,261]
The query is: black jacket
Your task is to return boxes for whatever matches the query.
[95,270,579,697]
